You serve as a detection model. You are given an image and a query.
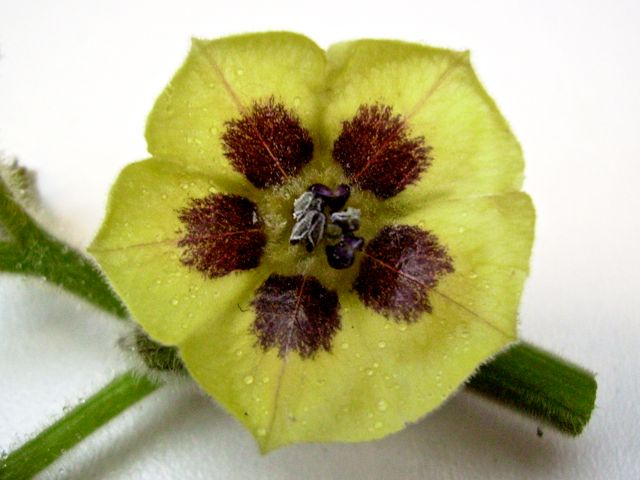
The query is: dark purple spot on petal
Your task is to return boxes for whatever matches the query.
[252,274,340,358]
[222,97,314,188]
[354,225,453,321]
[332,104,430,199]
[178,194,266,278]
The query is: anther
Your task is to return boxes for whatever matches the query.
[325,234,364,269]
[290,183,365,269]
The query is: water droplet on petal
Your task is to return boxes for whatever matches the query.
[374,421,383,429]
[243,375,254,385]
[171,298,179,306]
[378,341,386,349]
[341,342,349,350]
[257,428,266,436]
[377,400,388,411]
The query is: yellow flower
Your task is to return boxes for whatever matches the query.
[89,32,534,452]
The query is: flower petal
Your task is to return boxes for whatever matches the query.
[354,225,454,321]
[181,188,532,451]
[146,32,326,187]
[390,191,535,337]
[88,159,269,344]
[323,40,523,202]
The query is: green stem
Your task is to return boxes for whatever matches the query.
[466,342,597,436]
[0,372,160,480]
[0,176,127,318]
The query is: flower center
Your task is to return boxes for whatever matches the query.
[289,183,365,269]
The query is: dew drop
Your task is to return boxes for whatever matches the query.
[377,400,388,411]
[378,341,386,349]
[161,194,168,200]
[257,428,266,436]
[398,324,407,332]
[341,342,349,350]
[171,298,179,306]
[374,421,383,429]
[208,186,216,193]
[209,126,219,135]
[468,272,478,279]
[293,96,301,107]
[236,350,243,357]
[373,362,379,368]
[181,183,189,190]
[237,68,245,76]
[243,375,254,385]
[262,377,270,384]
[365,368,374,376]
[458,227,466,233]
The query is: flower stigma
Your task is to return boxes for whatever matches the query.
[289,183,365,269]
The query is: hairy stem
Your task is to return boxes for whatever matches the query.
[0,175,127,318]
[0,372,160,480]
[467,342,597,436]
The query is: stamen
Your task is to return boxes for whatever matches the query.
[330,207,361,232]
[290,184,365,269]
[326,234,364,270]
[310,183,350,212]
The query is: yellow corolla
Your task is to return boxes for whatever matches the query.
[89,32,535,452]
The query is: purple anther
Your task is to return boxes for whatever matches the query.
[310,183,334,199]
[310,183,351,212]
[325,234,365,270]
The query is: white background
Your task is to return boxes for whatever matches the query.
[1,0,639,478]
